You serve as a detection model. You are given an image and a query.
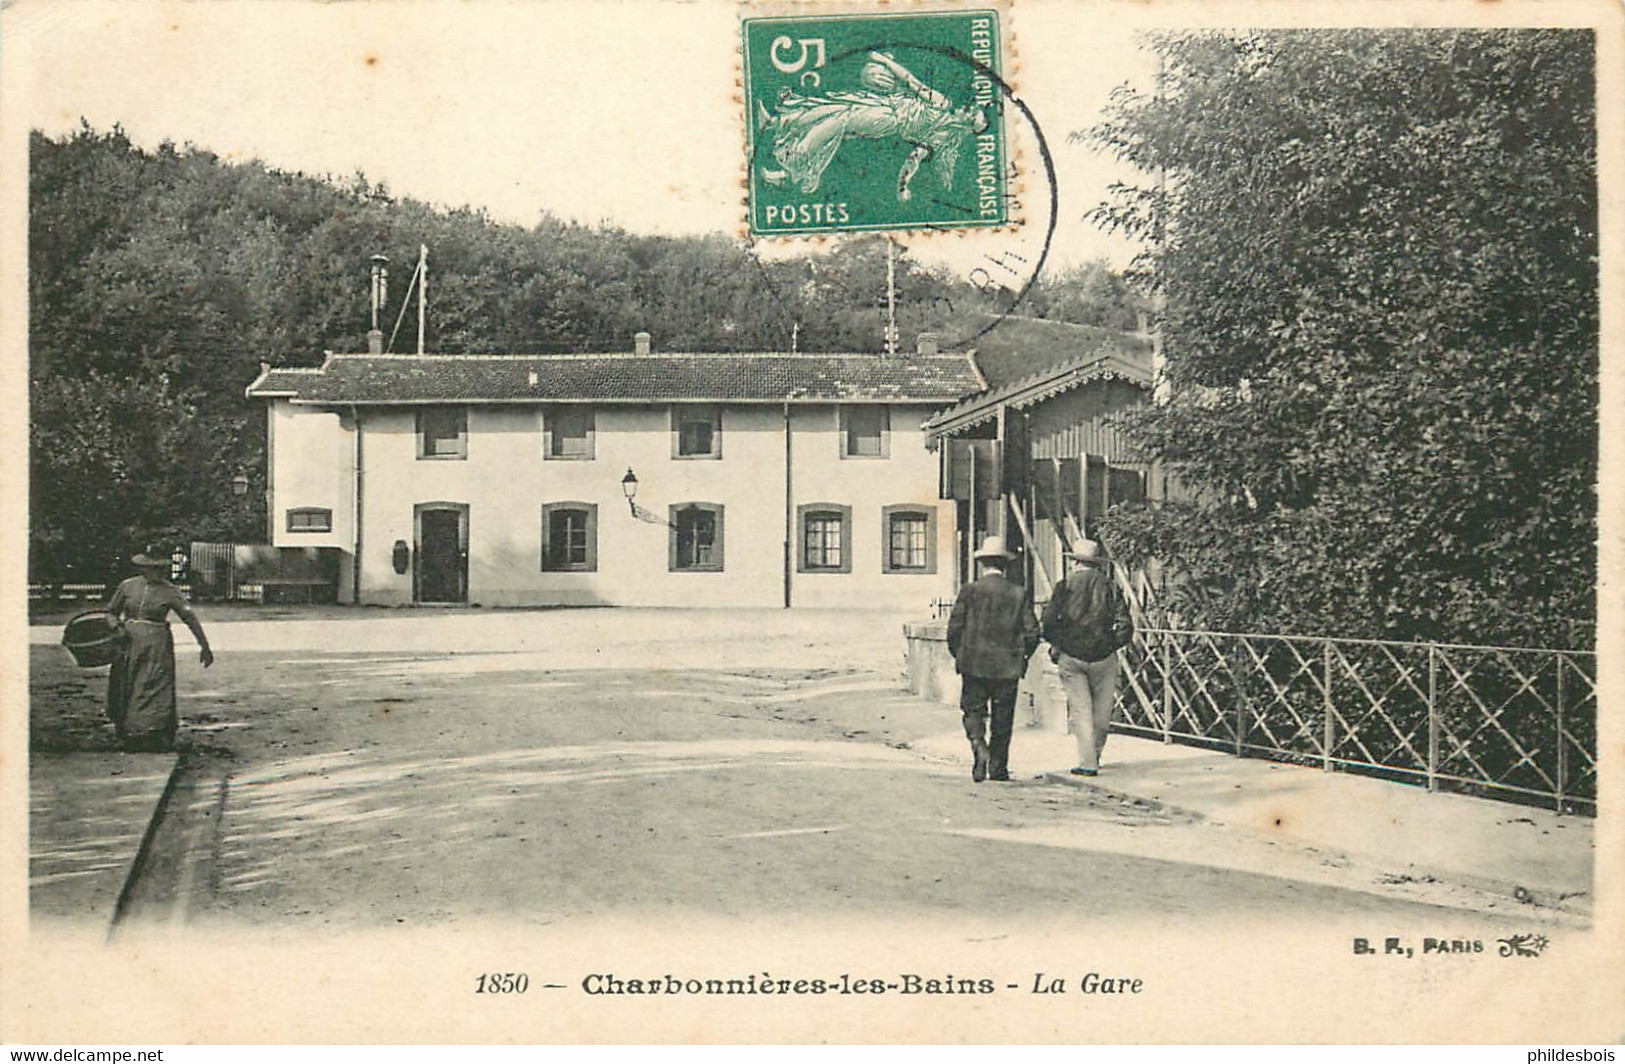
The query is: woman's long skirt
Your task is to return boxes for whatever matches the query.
[106,622,177,751]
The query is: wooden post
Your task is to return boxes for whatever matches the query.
[994,408,1007,537]
[1234,639,1246,757]
[1005,496,1052,591]
[1555,657,1567,815]
[967,443,978,581]
[1161,636,1173,744]
[1024,412,1036,597]
[1322,641,1334,772]
[884,237,898,356]
[1426,645,1439,793]
[417,244,428,355]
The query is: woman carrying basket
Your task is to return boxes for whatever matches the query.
[104,551,214,752]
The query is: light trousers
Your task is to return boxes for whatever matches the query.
[1055,650,1121,770]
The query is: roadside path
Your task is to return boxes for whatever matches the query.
[27,608,1590,933]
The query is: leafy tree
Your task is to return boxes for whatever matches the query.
[30,371,252,584]
[1088,29,1597,649]
[1023,258,1145,330]
[28,123,1130,578]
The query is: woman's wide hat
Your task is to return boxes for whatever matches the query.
[973,535,1015,561]
[130,550,167,567]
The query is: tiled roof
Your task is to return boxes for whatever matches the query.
[924,349,1153,438]
[246,352,985,405]
[971,315,1152,389]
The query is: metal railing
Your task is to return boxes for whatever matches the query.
[28,582,118,603]
[30,582,200,605]
[1116,627,1596,814]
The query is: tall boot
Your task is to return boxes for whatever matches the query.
[970,738,990,783]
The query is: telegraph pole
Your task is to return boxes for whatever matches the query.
[417,244,428,355]
[885,237,899,355]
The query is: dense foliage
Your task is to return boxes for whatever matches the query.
[30,125,1139,581]
[1089,29,1597,649]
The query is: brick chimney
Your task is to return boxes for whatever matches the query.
[916,332,939,357]
[634,331,652,356]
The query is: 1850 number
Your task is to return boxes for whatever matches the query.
[475,973,529,994]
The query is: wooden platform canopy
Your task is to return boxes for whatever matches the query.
[924,344,1158,601]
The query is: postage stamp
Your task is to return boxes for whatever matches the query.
[743,9,1009,236]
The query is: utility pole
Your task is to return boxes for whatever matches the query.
[417,244,428,355]
[885,237,899,355]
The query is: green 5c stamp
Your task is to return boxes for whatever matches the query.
[743,10,1008,236]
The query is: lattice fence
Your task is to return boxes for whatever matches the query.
[1116,628,1596,814]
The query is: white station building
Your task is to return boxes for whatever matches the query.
[244,332,983,610]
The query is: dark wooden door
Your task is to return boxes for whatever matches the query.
[417,508,466,603]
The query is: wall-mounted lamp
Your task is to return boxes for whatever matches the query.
[231,472,250,497]
[620,467,678,529]
[621,468,639,514]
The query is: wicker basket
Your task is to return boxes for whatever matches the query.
[61,611,125,668]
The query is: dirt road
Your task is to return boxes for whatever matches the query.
[30,607,1545,931]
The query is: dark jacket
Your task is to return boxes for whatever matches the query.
[1042,563,1131,663]
[946,571,1041,679]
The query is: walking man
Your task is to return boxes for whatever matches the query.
[946,536,1040,782]
[1042,538,1133,777]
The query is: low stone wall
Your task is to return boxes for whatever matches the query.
[903,619,1068,733]
[902,621,958,707]
[1023,653,1069,733]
